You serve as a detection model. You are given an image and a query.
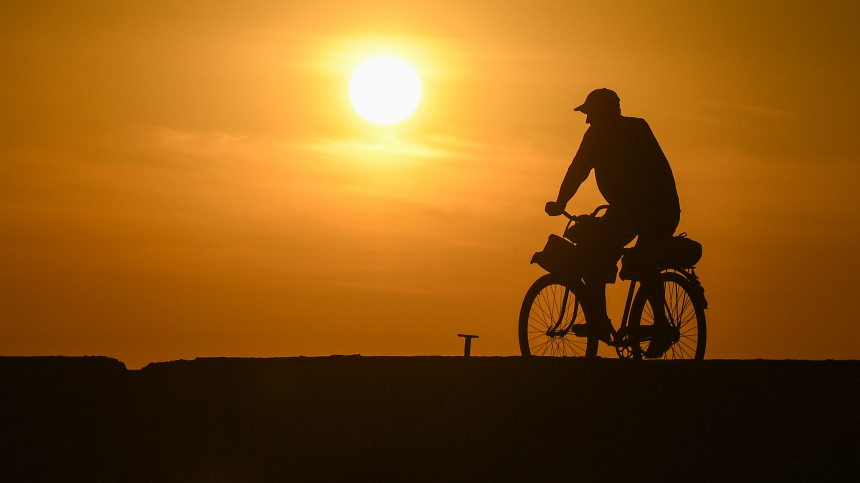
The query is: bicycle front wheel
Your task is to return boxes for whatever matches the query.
[629,270,707,360]
[518,274,597,357]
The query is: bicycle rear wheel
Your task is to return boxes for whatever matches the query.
[518,274,597,357]
[629,270,706,360]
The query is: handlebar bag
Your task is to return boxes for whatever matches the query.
[531,234,577,274]
[531,235,619,282]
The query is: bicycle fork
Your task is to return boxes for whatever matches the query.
[547,288,578,336]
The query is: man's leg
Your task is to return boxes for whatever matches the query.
[641,263,674,358]
[577,209,634,344]
[640,211,680,357]
[576,208,636,343]
[582,276,612,343]
[642,271,669,325]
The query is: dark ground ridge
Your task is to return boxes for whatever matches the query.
[1,356,858,482]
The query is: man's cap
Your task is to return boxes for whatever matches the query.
[574,88,620,114]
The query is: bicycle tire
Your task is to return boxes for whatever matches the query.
[518,274,598,357]
[628,270,707,360]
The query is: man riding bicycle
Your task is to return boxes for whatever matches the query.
[544,88,681,358]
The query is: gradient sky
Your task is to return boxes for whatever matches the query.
[2,0,859,368]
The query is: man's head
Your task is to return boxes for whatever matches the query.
[575,88,621,124]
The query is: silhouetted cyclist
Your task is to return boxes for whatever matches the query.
[545,88,680,358]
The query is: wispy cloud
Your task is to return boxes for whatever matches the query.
[299,132,452,161]
[697,100,800,120]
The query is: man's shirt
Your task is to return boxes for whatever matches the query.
[566,116,680,219]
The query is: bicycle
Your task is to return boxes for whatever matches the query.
[518,205,707,359]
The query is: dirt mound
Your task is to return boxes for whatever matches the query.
[1,356,857,481]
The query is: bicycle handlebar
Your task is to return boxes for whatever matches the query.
[552,204,610,222]
[591,205,610,217]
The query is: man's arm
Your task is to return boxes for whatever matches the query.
[545,140,593,215]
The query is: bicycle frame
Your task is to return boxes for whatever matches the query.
[546,205,692,346]
[618,279,638,337]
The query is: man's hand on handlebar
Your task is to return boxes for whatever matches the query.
[545,201,566,217]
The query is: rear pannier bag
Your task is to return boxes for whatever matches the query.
[659,234,703,269]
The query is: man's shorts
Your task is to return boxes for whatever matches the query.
[564,207,680,281]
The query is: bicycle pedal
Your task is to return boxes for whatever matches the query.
[605,338,622,347]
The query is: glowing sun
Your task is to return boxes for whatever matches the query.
[349,57,421,125]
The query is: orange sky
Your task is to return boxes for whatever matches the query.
[2,0,859,367]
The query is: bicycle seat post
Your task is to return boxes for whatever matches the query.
[457,334,479,357]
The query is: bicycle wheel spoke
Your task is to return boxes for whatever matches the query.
[544,286,555,325]
[538,290,554,322]
[679,296,691,320]
[677,338,696,353]
[677,342,693,359]
[532,298,554,325]
[542,288,556,323]
[643,302,654,321]
[529,312,551,330]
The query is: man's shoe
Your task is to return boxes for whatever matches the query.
[643,324,673,358]
[570,324,589,338]
[570,320,613,344]
[593,319,613,344]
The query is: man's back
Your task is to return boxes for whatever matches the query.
[575,116,680,218]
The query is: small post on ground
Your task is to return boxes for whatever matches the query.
[458,334,479,357]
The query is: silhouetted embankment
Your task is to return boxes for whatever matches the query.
[1,356,857,481]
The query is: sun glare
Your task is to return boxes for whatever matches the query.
[349,57,421,125]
